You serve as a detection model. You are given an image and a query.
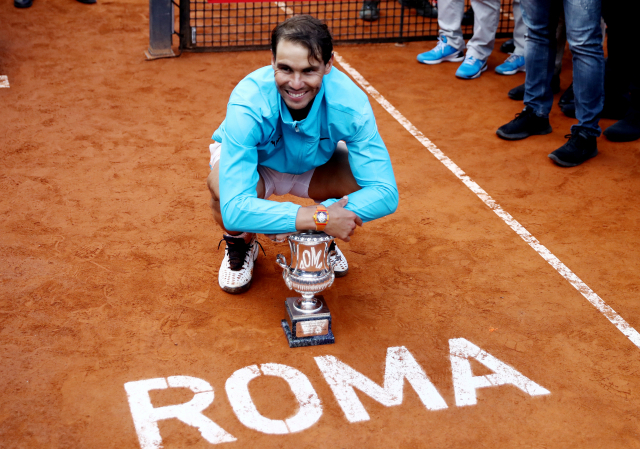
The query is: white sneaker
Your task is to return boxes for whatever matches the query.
[218,234,261,294]
[330,241,349,277]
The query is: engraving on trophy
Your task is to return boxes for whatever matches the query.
[297,319,329,337]
[299,247,324,270]
[276,231,339,348]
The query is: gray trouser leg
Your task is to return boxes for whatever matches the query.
[438,0,466,51]
[465,0,501,60]
[513,0,526,56]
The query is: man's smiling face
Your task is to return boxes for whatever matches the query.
[272,40,333,114]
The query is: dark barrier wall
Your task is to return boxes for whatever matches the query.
[149,0,515,54]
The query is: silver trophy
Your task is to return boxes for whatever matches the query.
[276,231,339,347]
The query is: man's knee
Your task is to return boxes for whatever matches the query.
[207,169,220,201]
[308,142,360,201]
[207,165,265,203]
[331,142,359,193]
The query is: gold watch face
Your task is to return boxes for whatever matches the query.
[316,211,328,224]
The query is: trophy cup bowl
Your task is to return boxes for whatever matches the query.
[276,231,339,347]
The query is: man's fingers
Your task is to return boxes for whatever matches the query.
[336,196,348,207]
[355,216,363,227]
[265,233,290,242]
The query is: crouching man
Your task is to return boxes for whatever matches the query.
[207,15,398,293]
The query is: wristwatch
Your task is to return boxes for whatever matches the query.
[313,205,329,232]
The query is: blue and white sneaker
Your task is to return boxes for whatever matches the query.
[455,55,488,79]
[495,54,525,75]
[417,36,464,65]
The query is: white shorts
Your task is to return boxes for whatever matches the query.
[209,142,314,199]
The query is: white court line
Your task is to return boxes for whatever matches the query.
[0,76,9,88]
[276,2,295,15]
[333,52,640,350]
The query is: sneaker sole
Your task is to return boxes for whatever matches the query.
[334,268,349,278]
[496,125,552,141]
[548,149,598,167]
[417,53,464,65]
[221,277,253,294]
[496,66,526,76]
[455,62,488,80]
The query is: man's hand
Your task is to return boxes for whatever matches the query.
[324,196,363,241]
[295,196,362,241]
[265,232,294,243]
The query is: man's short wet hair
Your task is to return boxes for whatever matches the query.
[271,15,333,64]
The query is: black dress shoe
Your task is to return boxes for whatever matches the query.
[558,82,573,106]
[14,0,33,8]
[500,38,515,54]
[508,83,525,101]
[603,107,640,142]
[559,82,575,118]
[548,129,598,167]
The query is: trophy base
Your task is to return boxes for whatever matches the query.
[281,320,335,348]
[282,296,335,348]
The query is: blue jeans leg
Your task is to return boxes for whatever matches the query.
[563,0,604,136]
[521,0,561,118]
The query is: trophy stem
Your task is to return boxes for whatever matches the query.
[293,294,323,314]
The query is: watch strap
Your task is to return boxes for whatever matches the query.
[314,205,329,231]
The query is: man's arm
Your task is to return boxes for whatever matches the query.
[295,196,363,241]
[322,103,399,223]
[219,104,302,234]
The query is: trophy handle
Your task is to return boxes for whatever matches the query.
[276,254,293,290]
[328,250,340,269]
[276,254,289,269]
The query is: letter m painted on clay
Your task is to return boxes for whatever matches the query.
[314,346,447,423]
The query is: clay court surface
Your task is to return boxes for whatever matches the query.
[2,1,640,447]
